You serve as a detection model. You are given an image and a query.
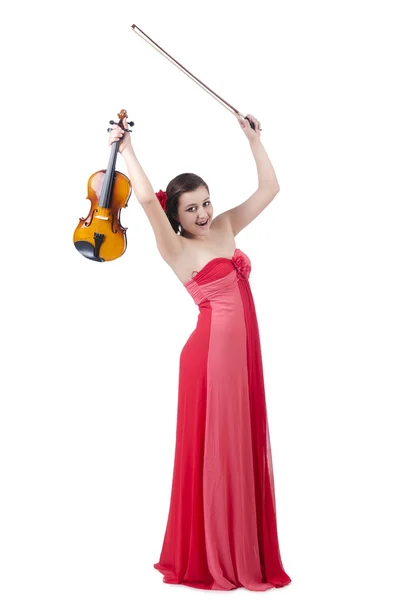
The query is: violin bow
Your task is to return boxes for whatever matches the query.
[131,24,260,130]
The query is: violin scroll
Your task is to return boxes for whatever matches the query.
[107,109,135,133]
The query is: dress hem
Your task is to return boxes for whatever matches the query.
[153,562,292,592]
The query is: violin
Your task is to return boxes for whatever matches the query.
[73,109,134,262]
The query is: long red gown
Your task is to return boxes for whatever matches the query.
[153,248,292,591]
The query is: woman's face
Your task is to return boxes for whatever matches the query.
[176,185,214,238]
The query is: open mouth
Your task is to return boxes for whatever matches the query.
[197,219,209,227]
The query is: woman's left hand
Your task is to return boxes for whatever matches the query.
[235,112,261,142]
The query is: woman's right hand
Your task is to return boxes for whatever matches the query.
[108,116,132,155]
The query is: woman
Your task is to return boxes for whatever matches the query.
[108,114,291,592]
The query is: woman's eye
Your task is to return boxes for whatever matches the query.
[187,201,210,212]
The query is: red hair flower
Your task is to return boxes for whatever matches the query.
[155,189,168,211]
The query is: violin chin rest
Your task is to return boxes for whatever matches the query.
[74,241,105,262]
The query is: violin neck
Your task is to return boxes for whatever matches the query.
[99,141,119,208]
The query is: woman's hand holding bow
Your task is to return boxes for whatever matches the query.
[235,113,261,142]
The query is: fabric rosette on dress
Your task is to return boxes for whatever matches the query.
[232,248,252,280]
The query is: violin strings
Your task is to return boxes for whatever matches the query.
[131,25,242,118]
[100,142,118,211]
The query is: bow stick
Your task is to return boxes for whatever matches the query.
[131,24,259,130]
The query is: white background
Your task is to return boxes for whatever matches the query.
[1,0,396,598]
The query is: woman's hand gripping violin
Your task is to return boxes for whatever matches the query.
[73,109,134,262]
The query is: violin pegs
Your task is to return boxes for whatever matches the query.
[109,120,116,125]
[107,127,132,133]
[128,121,134,127]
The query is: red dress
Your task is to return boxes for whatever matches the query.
[154,248,291,591]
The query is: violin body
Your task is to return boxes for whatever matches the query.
[74,169,131,262]
[73,109,133,262]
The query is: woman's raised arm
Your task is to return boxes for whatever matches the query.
[108,117,156,204]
